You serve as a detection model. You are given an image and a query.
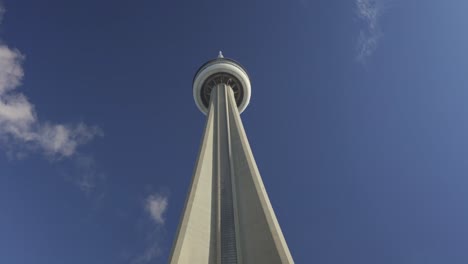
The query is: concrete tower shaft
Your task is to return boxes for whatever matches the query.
[169,55,294,264]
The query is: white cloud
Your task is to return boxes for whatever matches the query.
[0,10,101,158]
[0,46,24,94]
[130,193,169,264]
[73,154,105,195]
[356,0,384,62]
[145,194,168,225]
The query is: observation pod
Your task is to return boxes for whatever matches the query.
[193,52,251,115]
[170,52,294,264]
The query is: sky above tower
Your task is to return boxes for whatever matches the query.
[1,0,468,263]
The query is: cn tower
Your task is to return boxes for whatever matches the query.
[169,52,294,264]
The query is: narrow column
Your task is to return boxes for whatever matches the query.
[213,84,238,264]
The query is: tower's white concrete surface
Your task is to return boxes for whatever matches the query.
[169,54,294,264]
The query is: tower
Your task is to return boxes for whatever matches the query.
[169,52,294,264]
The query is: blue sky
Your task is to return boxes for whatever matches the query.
[1,0,468,263]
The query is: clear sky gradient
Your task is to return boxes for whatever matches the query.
[1,0,468,263]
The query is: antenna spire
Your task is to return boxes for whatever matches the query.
[218,51,224,58]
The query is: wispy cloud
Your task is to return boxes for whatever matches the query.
[131,192,169,264]
[356,0,384,62]
[60,153,106,196]
[0,6,101,159]
[131,239,164,264]
[0,4,103,198]
[145,194,168,225]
